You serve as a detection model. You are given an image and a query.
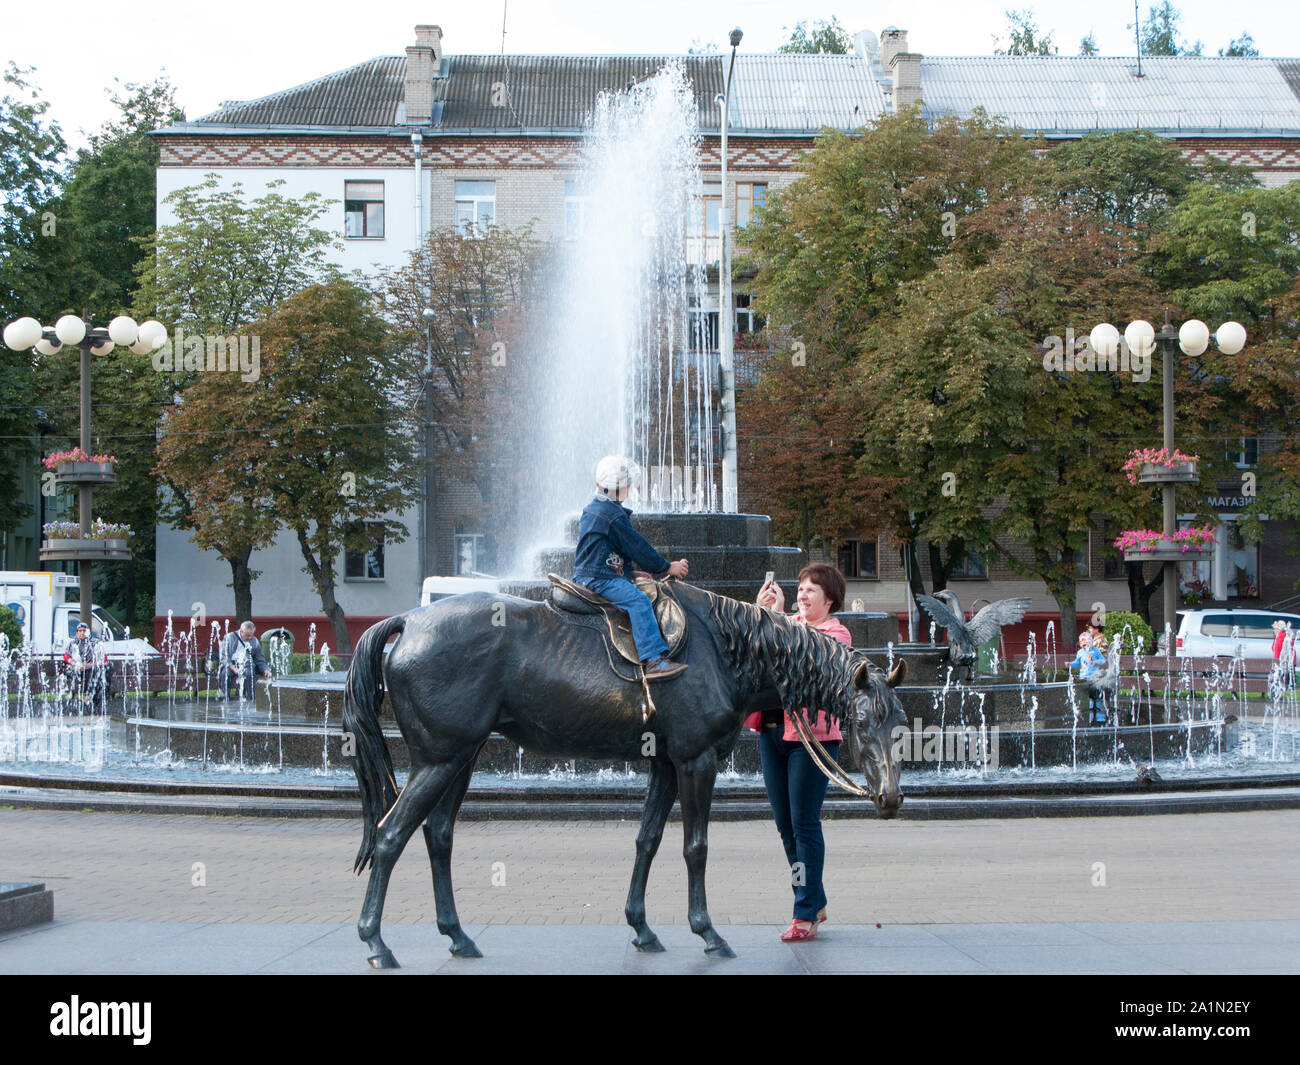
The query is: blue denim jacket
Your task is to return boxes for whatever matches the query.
[572,495,671,583]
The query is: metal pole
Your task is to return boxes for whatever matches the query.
[424,327,436,576]
[718,46,739,513]
[79,315,92,633]
[1157,314,1178,720]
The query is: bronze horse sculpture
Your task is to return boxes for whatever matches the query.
[342,580,908,967]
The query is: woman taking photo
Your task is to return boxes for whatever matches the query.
[752,563,851,942]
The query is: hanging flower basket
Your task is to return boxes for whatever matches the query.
[44,448,117,485]
[1115,527,1215,563]
[1122,447,1199,486]
[40,539,131,562]
[40,519,133,561]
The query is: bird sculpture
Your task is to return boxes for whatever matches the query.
[915,588,1032,683]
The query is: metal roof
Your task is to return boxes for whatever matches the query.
[729,54,887,131]
[175,52,1300,139]
[199,56,406,127]
[440,55,722,131]
[919,56,1300,133]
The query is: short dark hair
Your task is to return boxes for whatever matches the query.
[798,563,845,614]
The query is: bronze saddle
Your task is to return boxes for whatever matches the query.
[546,573,688,683]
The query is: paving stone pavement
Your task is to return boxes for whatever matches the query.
[0,808,1296,972]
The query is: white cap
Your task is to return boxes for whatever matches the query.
[594,454,637,492]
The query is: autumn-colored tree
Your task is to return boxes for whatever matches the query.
[378,224,547,567]
[253,280,419,652]
[153,356,278,622]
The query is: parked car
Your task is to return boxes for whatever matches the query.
[1175,608,1300,659]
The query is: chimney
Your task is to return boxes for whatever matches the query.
[405,25,443,125]
[879,27,908,70]
[891,53,922,113]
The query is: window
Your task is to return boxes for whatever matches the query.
[454,180,496,236]
[734,293,765,336]
[344,181,384,238]
[736,182,767,228]
[838,539,878,579]
[949,552,987,579]
[564,180,588,239]
[455,534,486,576]
[686,182,722,264]
[345,523,385,580]
[1227,436,1258,468]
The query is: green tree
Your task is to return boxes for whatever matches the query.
[133,175,340,335]
[779,17,852,55]
[1140,2,1202,56]
[1219,32,1259,57]
[255,280,419,653]
[994,9,1057,55]
[744,109,1037,578]
[137,174,342,621]
[1079,32,1099,56]
[0,64,65,540]
[32,77,185,628]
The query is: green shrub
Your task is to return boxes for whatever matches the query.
[1103,611,1154,653]
[288,652,341,674]
[0,605,23,650]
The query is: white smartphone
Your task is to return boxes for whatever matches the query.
[764,571,775,586]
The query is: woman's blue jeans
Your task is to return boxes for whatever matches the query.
[759,727,837,922]
[577,576,670,661]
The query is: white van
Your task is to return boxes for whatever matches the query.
[0,570,160,661]
[1175,608,1300,659]
[419,575,500,607]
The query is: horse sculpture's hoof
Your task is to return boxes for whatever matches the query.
[632,933,665,953]
[705,941,736,959]
[450,940,482,958]
[368,950,400,970]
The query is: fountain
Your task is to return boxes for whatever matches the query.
[3,63,1299,812]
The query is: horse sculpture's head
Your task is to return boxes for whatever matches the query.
[848,658,908,818]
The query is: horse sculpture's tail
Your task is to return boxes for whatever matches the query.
[343,614,407,873]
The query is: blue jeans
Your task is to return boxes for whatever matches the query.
[759,728,837,922]
[577,576,670,662]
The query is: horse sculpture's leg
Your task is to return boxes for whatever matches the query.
[421,755,481,958]
[676,751,735,958]
[358,759,471,969]
[624,758,678,952]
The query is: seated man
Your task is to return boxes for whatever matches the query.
[573,455,689,679]
[221,621,271,700]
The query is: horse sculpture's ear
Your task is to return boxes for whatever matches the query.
[853,660,874,690]
[887,660,907,687]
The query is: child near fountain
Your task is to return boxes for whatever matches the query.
[1068,632,1107,724]
[573,455,690,679]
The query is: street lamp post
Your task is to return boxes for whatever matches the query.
[1090,311,1246,658]
[4,312,166,632]
[717,26,742,514]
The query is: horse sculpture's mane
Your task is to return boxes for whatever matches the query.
[703,589,858,725]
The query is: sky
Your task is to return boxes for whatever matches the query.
[5,0,1299,149]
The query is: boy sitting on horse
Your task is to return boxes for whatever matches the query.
[573,455,690,679]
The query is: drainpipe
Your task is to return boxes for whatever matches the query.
[412,132,428,583]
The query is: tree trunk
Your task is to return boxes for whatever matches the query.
[902,540,925,601]
[294,526,353,653]
[1057,588,1078,649]
[124,559,137,631]
[927,542,948,594]
[228,547,254,622]
[1126,561,1163,626]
